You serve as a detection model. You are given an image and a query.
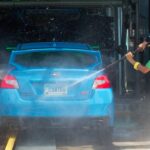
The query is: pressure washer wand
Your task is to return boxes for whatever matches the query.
[101,46,142,72]
[100,55,126,72]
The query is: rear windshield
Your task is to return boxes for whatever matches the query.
[13,51,98,69]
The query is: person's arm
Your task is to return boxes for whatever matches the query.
[125,38,150,74]
[138,64,150,74]
[126,52,150,74]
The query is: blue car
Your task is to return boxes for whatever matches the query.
[0,42,114,141]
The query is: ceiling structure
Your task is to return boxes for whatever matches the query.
[0,0,122,7]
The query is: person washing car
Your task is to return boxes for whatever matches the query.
[126,36,150,124]
[126,36,150,74]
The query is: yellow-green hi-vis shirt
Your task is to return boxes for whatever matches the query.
[146,60,150,69]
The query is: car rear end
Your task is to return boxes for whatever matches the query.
[0,46,114,132]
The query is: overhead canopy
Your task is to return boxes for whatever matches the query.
[0,0,122,7]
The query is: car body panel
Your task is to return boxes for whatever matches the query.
[0,89,114,126]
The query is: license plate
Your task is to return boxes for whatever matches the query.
[44,84,68,96]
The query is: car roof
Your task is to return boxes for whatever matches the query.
[16,42,91,50]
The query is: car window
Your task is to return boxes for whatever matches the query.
[14,51,99,68]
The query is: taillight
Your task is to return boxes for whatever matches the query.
[0,75,19,89]
[93,75,111,89]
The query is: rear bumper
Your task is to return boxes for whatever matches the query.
[0,89,114,126]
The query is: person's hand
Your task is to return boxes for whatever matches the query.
[125,52,136,65]
[125,52,134,60]
[137,41,148,51]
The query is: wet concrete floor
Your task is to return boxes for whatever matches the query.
[13,121,150,150]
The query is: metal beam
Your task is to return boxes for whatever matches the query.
[0,1,122,7]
